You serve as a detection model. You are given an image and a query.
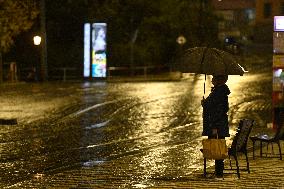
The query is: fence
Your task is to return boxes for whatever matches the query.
[107,65,168,78]
[48,67,80,81]
[15,66,173,82]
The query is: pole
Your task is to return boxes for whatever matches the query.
[130,17,134,76]
[0,50,2,83]
[40,0,47,81]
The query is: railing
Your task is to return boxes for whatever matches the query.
[16,66,174,82]
[48,67,79,81]
[107,65,168,78]
[49,66,169,81]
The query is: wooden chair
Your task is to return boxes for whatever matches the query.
[250,121,284,160]
[202,119,254,178]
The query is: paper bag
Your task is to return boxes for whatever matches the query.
[202,139,228,159]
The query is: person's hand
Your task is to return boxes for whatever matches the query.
[201,99,205,106]
[212,129,218,136]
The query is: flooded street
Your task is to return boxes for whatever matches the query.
[0,72,272,188]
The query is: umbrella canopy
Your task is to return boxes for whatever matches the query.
[178,47,247,76]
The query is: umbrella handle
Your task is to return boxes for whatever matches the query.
[203,74,206,98]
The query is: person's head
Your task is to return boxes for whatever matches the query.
[212,75,228,86]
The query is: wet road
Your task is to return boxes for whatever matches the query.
[0,72,272,188]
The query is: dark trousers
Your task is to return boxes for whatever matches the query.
[208,135,225,176]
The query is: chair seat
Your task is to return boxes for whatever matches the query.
[250,134,274,141]
[250,134,283,160]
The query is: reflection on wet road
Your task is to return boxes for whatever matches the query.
[0,73,272,188]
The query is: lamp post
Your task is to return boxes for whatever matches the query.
[39,0,47,81]
[33,35,42,81]
[175,35,186,71]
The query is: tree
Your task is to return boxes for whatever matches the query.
[45,0,89,71]
[86,0,219,69]
[42,0,219,75]
[0,0,38,83]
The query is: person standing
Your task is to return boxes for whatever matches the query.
[201,75,230,178]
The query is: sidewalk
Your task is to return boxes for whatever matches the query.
[151,143,284,188]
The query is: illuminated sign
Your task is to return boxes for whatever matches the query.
[84,22,107,78]
[274,16,284,32]
[84,23,91,77]
[273,32,284,54]
[92,23,107,78]
[273,55,284,67]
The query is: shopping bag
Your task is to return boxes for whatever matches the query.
[202,139,228,159]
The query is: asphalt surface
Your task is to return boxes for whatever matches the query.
[1,57,283,188]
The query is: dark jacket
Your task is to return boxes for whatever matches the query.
[202,84,230,137]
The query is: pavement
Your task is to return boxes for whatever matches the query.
[5,139,284,188]
[151,143,284,189]
[1,80,284,188]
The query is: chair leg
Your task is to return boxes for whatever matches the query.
[252,140,255,160]
[245,152,250,173]
[203,158,207,177]
[260,141,263,157]
[277,142,282,160]
[266,143,269,157]
[234,155,240,178]
[229,155,232,170]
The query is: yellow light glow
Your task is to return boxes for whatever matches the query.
[33,36,41,45]
[176,35,186,45]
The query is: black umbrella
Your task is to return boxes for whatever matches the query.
[177,47,247,96]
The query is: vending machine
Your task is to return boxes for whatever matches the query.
[273,16,284,129]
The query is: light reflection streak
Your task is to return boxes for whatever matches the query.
[124,80,210,180]
[34,173,44,179]
[124,83,183,178]
[133,183,148,188]
[125,83,182,136]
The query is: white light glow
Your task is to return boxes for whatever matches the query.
[274,69,282,77]
[274,16,284,31]
[33,36,41,45]
[84,23,91,77]
[238,64,248,74]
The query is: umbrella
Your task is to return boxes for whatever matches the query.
[177,47,247,96]
[178,47,246,75]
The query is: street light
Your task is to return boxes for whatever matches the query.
[176,35,187,66]
[33,35,42,46]
[176,35,186,46]
[32,35,42,81]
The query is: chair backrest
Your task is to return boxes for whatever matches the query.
[231,119,254,152]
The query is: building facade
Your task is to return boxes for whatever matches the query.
[211,0,255,43]
[256,0,284,23]
[255,0,284,43]
[211,0,284,44]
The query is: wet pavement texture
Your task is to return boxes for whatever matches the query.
[0,67,273,188]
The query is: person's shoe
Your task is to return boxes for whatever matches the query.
[215,177,223,180]
[215,174,224,180]
[213,171,224,179]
